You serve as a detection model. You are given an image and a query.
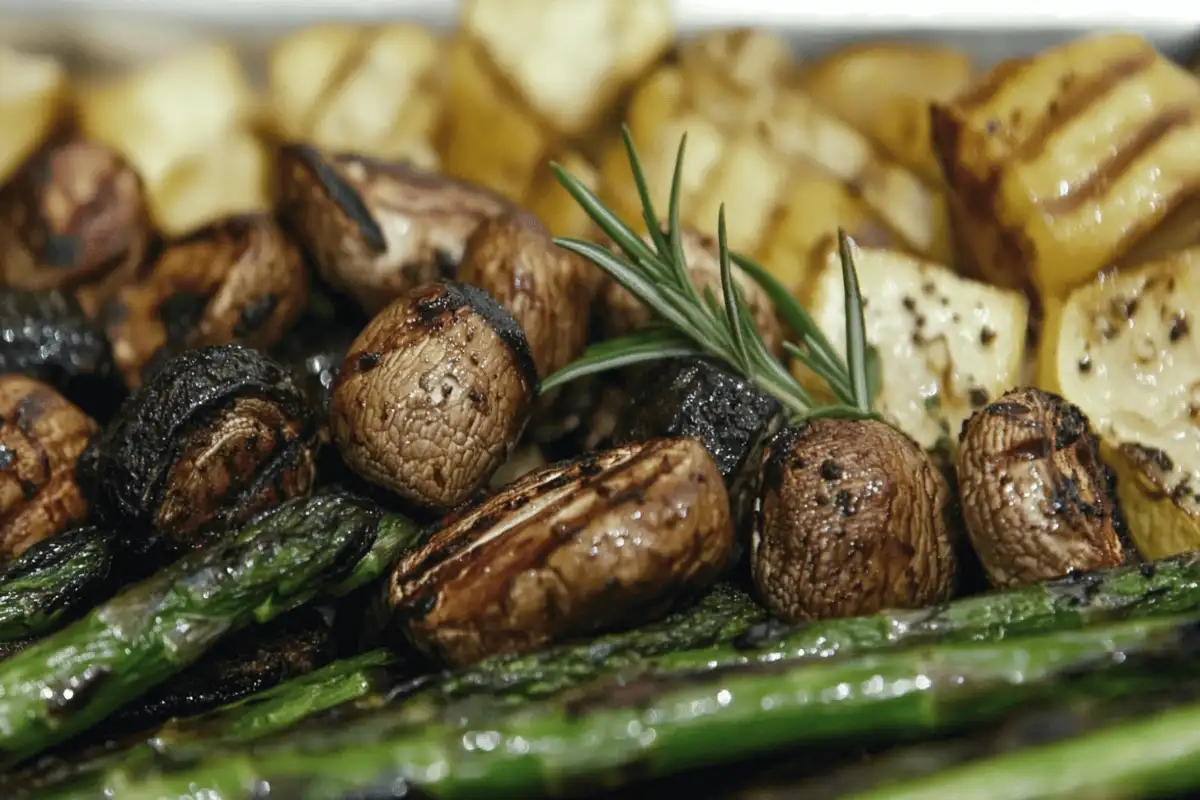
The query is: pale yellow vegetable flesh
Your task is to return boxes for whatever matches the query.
[1044,248,1200,559]
[0,46,69,185]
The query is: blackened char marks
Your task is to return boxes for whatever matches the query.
[284,146,387,251]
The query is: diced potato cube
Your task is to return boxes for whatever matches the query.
[0,46,68,185]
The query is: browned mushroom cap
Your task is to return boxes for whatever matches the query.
[330,280,537,511]
[0,137,152,315]
[599,226,785,355]
[104,214,309,389]
[387,437,734,666]
[956,387,1128,589]
[753,418,957,622]
[457,211,592,378]
[0,375,97,563]
[276,145,513,315]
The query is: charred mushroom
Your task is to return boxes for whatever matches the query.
[457,211,591,378]
[753,419,957,622]
[276,145,512,315]
[89,345,318,554]
[617,359,785,538]
[331,281,537,511]
[0,289,122,418]
[387,437,734,666]
[599,226,785,355]
[956,387,1128,589]
[0,375,97,563]
[0,137,152,315]
[104,214,309,389]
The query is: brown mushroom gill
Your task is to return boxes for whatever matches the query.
[331,280,537,512]
[276,145,513,315]
[753,418,957,622]
[0,137,152,314]
[956,387,1128,589]
[387,437,734,666]
[104,214,308,389]
[0,375,97,563]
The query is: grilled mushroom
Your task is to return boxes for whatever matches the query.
[387,437,734,666]
[0,137,152,315]
[276,145,512,315]
[457,211,591,378]
[599,226,785,355]
[956,387,1128,589]
[0,289,122,419]
[104,214,309,389]
[89,345,318,554]
[753,419,957,622]
[0,375,97,563]
[330,280,537,511]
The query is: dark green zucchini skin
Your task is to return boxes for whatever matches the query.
[0,526,123,644]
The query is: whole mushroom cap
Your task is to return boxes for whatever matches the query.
[753,417,957,622]
[330,280,537,511]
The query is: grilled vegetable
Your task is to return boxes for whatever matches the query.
[0,46,67,185]
[109,608,335,733]
[330,281,537,511]
[0,376,98,563]
[802,244,1028,452]
[99,615,1200,798]
[458,211,592,378]
[1041,247,1200,559]
[0,290,121,417]
[931,33,1200,298]
[0,526,121,643]
[618,359,785,536]
[276,145,513,315]
[676,28,794,128]
[76,44,269,236]
[753,420,957,622]
[0,492,395,768]
[522,149,601,244]
[599,226,785,355]
[531,373,630,459]
[0,137,153,316]
[266,23,442,168]
[957,388,1128,588]
[800,43,974,184]
[88,345,318,554]
[104,215,309,388]
[388,438,734,665]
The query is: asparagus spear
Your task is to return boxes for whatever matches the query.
[107,615,1200,799]
[657,554,1200,672]
[847,694,1200,800]
[0,526,123,643]
[0,493,420,769]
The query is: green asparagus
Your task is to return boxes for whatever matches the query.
[107,615,1200,799]
[848,694,1200,800]
[0,527,122,643]
[0,493,419,768]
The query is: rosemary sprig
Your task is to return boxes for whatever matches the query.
[542,125,877,422]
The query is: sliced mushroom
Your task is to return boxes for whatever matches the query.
[330,280,537,511]
[387,437,734,666]
[457,211,591,378]
[104,214,309,389]
[956,387,1129,589]
[753,418,957,622]
[0,375,98,563]
[0,137,153,315]
[599,226,785,355]
[89,345,318,554]
[276,145,512,315]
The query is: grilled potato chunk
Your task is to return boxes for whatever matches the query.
[801,43,974,184]
[932,34,1200,298]
[677,28,794,129]
[0,46,68,185]
[460,0,673,137]
[266,23,441,168]
[523,149,598,242]
[76,44,268,236]
[804,243,1028,452]
[1043,248,1200,559]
